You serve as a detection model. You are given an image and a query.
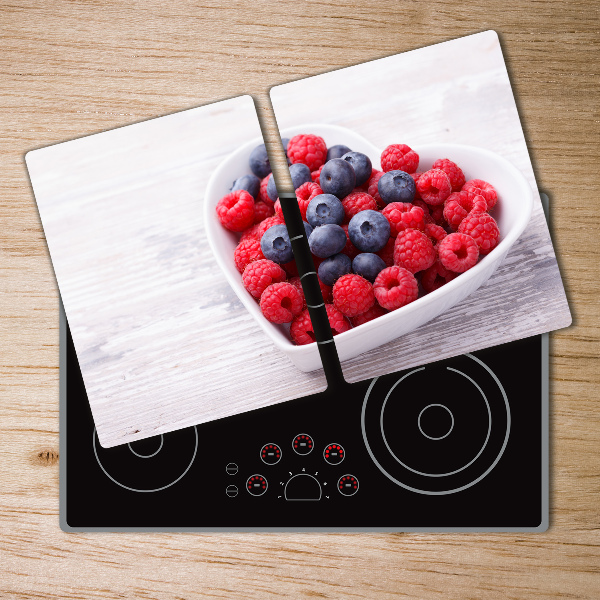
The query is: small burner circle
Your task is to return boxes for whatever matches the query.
[417,404,454,441]
[127,435,164,458]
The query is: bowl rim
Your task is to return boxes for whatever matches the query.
[205,124,534,357]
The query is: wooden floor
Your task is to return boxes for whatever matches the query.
[1,1,598,598]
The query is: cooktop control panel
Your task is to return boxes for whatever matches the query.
[224,435,357,501]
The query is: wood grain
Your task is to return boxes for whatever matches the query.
[1,1,599,598]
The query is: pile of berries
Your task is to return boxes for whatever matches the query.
[216,134,500,345]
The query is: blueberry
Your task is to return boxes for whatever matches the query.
[378,170,416,204]
[249,143,271,179]
[260,224,294,264]
[341,152,372,187]
[289,163,312,190]
[281,138,291,165]
[319,158,356,199]
[327,144,352,161]
[302,221,314,239]
[306,194,344,228]
[348,210,390,252]
[231,173,261,199]
[266,174,279,201]
[352,253,387,283]
[318,253,352,286]
[308,224,347,258]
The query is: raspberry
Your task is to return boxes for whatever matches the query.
[382,202,426,236]
[259,176,273,206]
[240,223,262,242]
[443,191,487,231]
[311,164,324,183]
[242,259,286,298]
[429,204,445,226]
[380,144,419,174]
[341,192,378,223]
[458,212,500,255]
[376,236,395,267]
[431,159,466,192]
[288,277,306,308]
[295,181,323,220]
[287,134,327,172]
[424,223,447,245]
[411,172,423,200]
[339,224,360,260]
[373,266,419,311]
[216,189,255,232]
[437,233,479,273]
[254,214,285,239]
[234,237,264,273]
[359,168,381,191]
[253,200,275,224]
[289,276,332,307]
[366,170,385,208]
[283,260,299,277]
[393,229,436,274]
[351,303,388,326]
[290,304,350,345]
[421,260,458,293]
[332,274,375,317]
[259,282,304,324]
[416,169,452,206]
[462,179,498,210]
[412,198,433,224]
[274,199,283,219]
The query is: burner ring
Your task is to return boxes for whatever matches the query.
[127,435,164,458]
[93,427,198,493]
[362,353,510,495]
[417,404,454,440]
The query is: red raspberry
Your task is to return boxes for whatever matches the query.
[411,172,423,200]
[429,204,446,226]
[255,214,285,239]
[421,260,458,293]
[358,168,380,191]
[274,199,283,219]
[216,190,255,232]
[373,266,418,311]
[341,191,377,223]
[438,233,479,273]
[234,237,264,273]
[332,274,375,318]
[259,176,274,206]
[458,212,500,255]
[240,223,262,242]
[416,169,452,206]
[431,158,466,192]
[350,303,388,326]
[242,259,286,298]
[393,229,436,274]
[412,198,433,224]
[290,305,350,345]
[311,164,324,183]
[340,224,360,259]
[287,134,327,172]
[295,181,323,220]
[443,191,487,231]
[367,171,385,208]
[376,237,395,267]
[380,144,419,174]
[253,200,275,224]
[382,202,426,236]
[289,276,332,306]
[424,223,447,245]
[288,277,306,308]
[462,179,498,210]
[259,282,304,324]
[283,260,299,277]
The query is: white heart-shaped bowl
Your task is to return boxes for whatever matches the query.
[205,124,533,372]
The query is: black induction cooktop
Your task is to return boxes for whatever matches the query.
[60,306,548,532]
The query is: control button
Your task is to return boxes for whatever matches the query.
[246,474,268,496]
[260,443,282,465]
[338,474,359,496]
[323,443,345,465]
[293,433,314,455]
[226,462,238,475]
[226,484,238,498]
[284,474,322,501]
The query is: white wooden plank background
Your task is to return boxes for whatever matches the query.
[27,96,328,448]
[269,30,572,383]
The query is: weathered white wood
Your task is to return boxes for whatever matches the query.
[27,96,328,448]
[269,31,571,383]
